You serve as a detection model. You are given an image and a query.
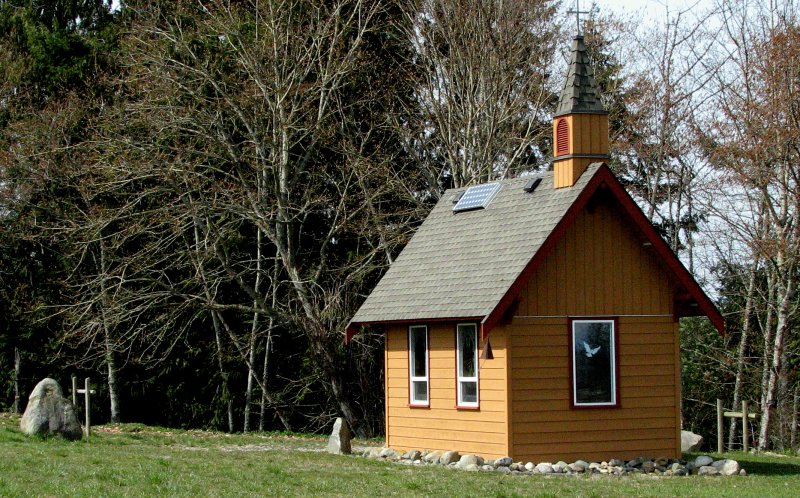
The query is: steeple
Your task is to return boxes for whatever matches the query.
[552,35,609,188]
[555,36,607,117]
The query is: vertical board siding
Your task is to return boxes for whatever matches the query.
[511,200,681,463]
[385,323,509,459]
[520,202,674,317]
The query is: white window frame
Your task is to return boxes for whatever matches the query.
[408,325,429,406]
[456,323,479,408]
[571,319,617,407]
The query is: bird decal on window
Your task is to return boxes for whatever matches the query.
[582,341,601,358]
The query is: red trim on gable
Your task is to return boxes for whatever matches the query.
[481,164,724,337]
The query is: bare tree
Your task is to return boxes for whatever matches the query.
[400,0,560,190]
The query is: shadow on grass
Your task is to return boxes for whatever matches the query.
[738,458,800,476]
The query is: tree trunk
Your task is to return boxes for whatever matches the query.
[243,229,264,433]
[13,347,21,414]
[99,239,121,423]
[791,388,798,451]
[729,262,758,449]
[212,310,235,433]
[105,335,121,423]
[758,271,794,450]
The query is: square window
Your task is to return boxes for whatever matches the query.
[571,319,618,407]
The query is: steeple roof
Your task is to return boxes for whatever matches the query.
[554,35,607,117]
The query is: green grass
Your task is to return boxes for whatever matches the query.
[2,413,799,497]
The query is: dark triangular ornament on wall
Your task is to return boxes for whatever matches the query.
[481,339,494,360]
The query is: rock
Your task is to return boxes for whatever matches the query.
[608,458,624,467]
[694,455,714,467]
[494,456,513,467]
[456,454,483,468]
[402,450,421,461]
[698,465,720,476]
[509,463,521,471]
[524,462,535,471]
[423,451,442,463]
[739,469,747,476]
[569,463,586,473]
[363,447,382,458]
[439,450,460,465]
[670,463,685,472]
[326,417,351,455]
[682,430,703,452]
[627,457,644,468]
[379,447,400,459]
[573,460,590,470]
[655,457,670,466]
[641,461,656,473]
[20,378,81,440]
[463,463,480,472]
[481,465,494,471]
[496,466,512,474]
[535,463,554,474]
[711,459,741,476]
[556,461,569,470]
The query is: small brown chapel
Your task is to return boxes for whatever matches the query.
[346,35,723,463]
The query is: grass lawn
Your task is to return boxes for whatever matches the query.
[2,413,799,497]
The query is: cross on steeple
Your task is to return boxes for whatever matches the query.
[567,0,592,35]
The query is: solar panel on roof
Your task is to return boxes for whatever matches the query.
[453,182,501,212]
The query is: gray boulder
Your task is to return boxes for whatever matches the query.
[494,456,513,467]
[20,378,82,440]
[698,465,720,476]
[326,417,351,455]
[456,454,484,468]
[694,455,714,467]
[439,450,460,465]
[682,430,703,452]
[711,459,741,476]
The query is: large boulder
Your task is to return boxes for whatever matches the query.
[326,417,351,455]
[682,430,703,452]
[20,378,82,440]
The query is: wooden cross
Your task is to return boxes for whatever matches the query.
[567,0,592,35]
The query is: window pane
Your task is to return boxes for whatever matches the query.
[460,381,477,403]
[413,381,428,402]
[459,326,476,377]
[411,329,426,378]
[573,321,614,404]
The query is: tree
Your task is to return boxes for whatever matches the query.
[399,0,560,190]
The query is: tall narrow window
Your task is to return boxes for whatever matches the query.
[408,325,429,406]
[570,319,618,407]
[457,323,479,407]
[556,118,569,156]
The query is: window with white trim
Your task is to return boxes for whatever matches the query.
[571,319,617,407]
[408,325,429,405]
[456,323,479,407]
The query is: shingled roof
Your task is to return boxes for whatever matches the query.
[554,35,607,117]
[346,163,724,341]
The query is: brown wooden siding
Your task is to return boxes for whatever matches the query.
[385,323,509,459]
[517,202,675,317]
[509,201,681,462]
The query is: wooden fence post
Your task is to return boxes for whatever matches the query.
[742,401,749,453]
[717,399,724,454]
[84,377,91,440]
